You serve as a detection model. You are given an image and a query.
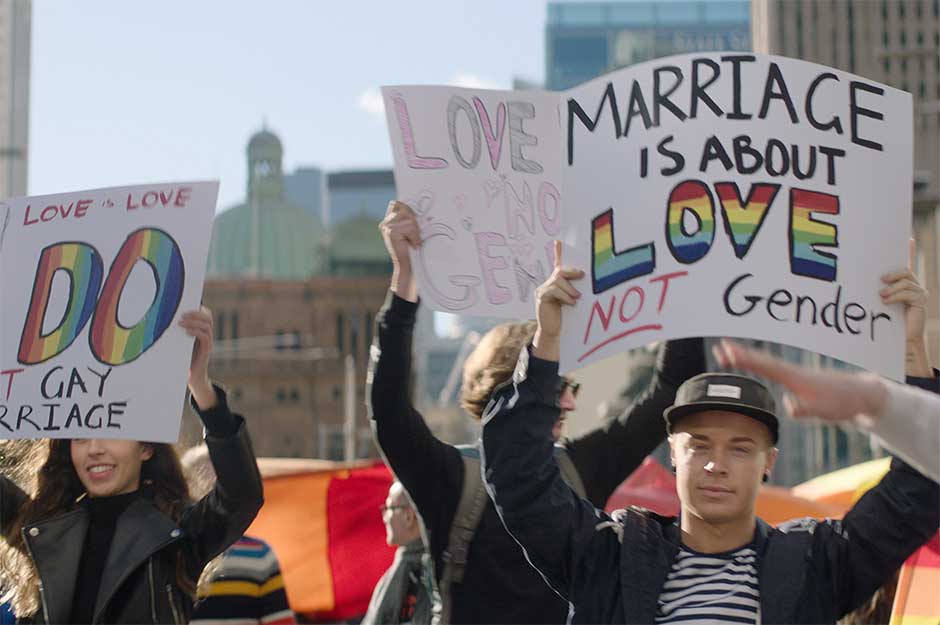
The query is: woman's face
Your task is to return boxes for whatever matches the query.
[70,439,153,498]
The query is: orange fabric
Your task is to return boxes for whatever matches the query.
[247,471,336,613]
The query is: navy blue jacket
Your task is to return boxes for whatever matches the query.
[481,348,940,624]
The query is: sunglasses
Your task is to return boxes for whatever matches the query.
[560,377,580,398]
[380,504,409,514]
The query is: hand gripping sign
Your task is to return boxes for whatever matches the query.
[0,182,218,441]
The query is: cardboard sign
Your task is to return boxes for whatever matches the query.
[385,53,912,380]
[383,86,562,319]
[0,182,218,441]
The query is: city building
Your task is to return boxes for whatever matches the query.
[751,0,940,483]
[182,129,391,460]
[0,0,30,199]
[545,0,750,90]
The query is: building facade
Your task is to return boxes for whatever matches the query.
[545,0,750,90]
[182,130,392,459]
[748,0,940,483]
[0,0,30,199]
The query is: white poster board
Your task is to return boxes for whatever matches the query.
[384,53,912,380]
[0,181,219,441]
[383,86,563,319]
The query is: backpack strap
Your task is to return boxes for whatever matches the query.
[439,445,489,625]
[554,445,588,500]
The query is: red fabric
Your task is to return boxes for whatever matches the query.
[324,464,396,620]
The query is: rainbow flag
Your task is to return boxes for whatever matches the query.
[246,460,396,622]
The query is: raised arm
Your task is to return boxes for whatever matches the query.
[367,201,461,520]
[482,241,620,601]
[481,347,619,601]
[178,309,264,569]
[566,337,705,507]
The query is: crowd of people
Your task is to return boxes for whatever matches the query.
[0,197,935,624]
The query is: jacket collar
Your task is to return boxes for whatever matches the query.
[25,496,183,624]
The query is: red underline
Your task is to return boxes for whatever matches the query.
[577,324,664,363]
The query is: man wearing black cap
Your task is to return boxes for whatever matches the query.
[479,252,939,624]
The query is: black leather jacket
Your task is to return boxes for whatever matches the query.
[0,399,263,624]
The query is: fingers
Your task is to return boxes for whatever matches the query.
[553,240,562,268]
[908,237,916,272]
[879,278,927,306]
[538,282,579,306]
[880,268,918,285]
[782,393,811,419]
[713,339,804,389]
[381,201,421,248]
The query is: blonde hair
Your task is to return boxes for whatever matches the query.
[459,320,537,419]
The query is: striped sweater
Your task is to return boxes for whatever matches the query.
[191,535,296,625]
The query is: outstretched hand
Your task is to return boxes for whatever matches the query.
[533,241,584,361]
[713,339,887,424]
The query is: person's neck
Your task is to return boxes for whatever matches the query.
[679,510,756,553]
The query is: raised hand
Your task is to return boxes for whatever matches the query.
[179,307,218,410]
[533,240,585,361]
[880,239,930,376]
[380,200,421,302]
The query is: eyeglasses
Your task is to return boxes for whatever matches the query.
[380,504,409,514]
[560,378,580,398]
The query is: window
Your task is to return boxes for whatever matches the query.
[882,0,889,19]
[883,57,891,73]
[231,311,239,341]
[919,81,927,98]
[899,2,906,18]
[276,388,287,402]
[332,386,342,401]
[883,31,890,46]
[917,32,924,45]
[902,58,908,72]
[275,329,285,350]
[290,388,300,402]
[232,388,243,401]
[900,31,907,46]
[215,312,226,340]
[350,310,360,360]
[336,313,345,353]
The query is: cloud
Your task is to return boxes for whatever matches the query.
[357,73,503,119]
[357,88,386,117]
[449,73,502,90]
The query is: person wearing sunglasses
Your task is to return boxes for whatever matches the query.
[368,201,706,624]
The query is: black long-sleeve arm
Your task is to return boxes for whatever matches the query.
[366,292,462,554]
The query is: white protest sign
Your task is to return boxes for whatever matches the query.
[385,53,912,381]
[0,182,219,441]
[383,85,562,319]
[560,53,911,379]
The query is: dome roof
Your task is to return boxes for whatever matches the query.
[207,198,325,279]
[247,129,283,156]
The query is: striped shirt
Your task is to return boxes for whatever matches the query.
[655,545,760,625]
[191,535,296,625]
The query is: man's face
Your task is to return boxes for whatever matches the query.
[670,411,777,526]
[552,378,579,442]
[381,483,419,547]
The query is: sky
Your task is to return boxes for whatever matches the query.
[29,0,549,211]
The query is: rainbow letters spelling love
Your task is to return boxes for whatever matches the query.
[789,189,839,282]
[18,228,185,366]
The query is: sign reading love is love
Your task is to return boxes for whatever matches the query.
[0,182,218,441]
[385,53,912,380]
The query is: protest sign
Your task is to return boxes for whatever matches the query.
[0,181,218,441]
[383,86,563,319]
[385,53,912,380]
[560,53,910,378]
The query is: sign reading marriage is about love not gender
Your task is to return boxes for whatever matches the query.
[0,181,218,442]
[384,53,912,379]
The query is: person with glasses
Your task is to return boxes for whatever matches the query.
[362,482,436,625]
[367,201,706,624]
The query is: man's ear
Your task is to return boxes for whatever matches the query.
[140,444,154,462]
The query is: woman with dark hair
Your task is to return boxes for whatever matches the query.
[0,308,264,624]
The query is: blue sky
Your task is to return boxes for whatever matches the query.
[29,0,548,210]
